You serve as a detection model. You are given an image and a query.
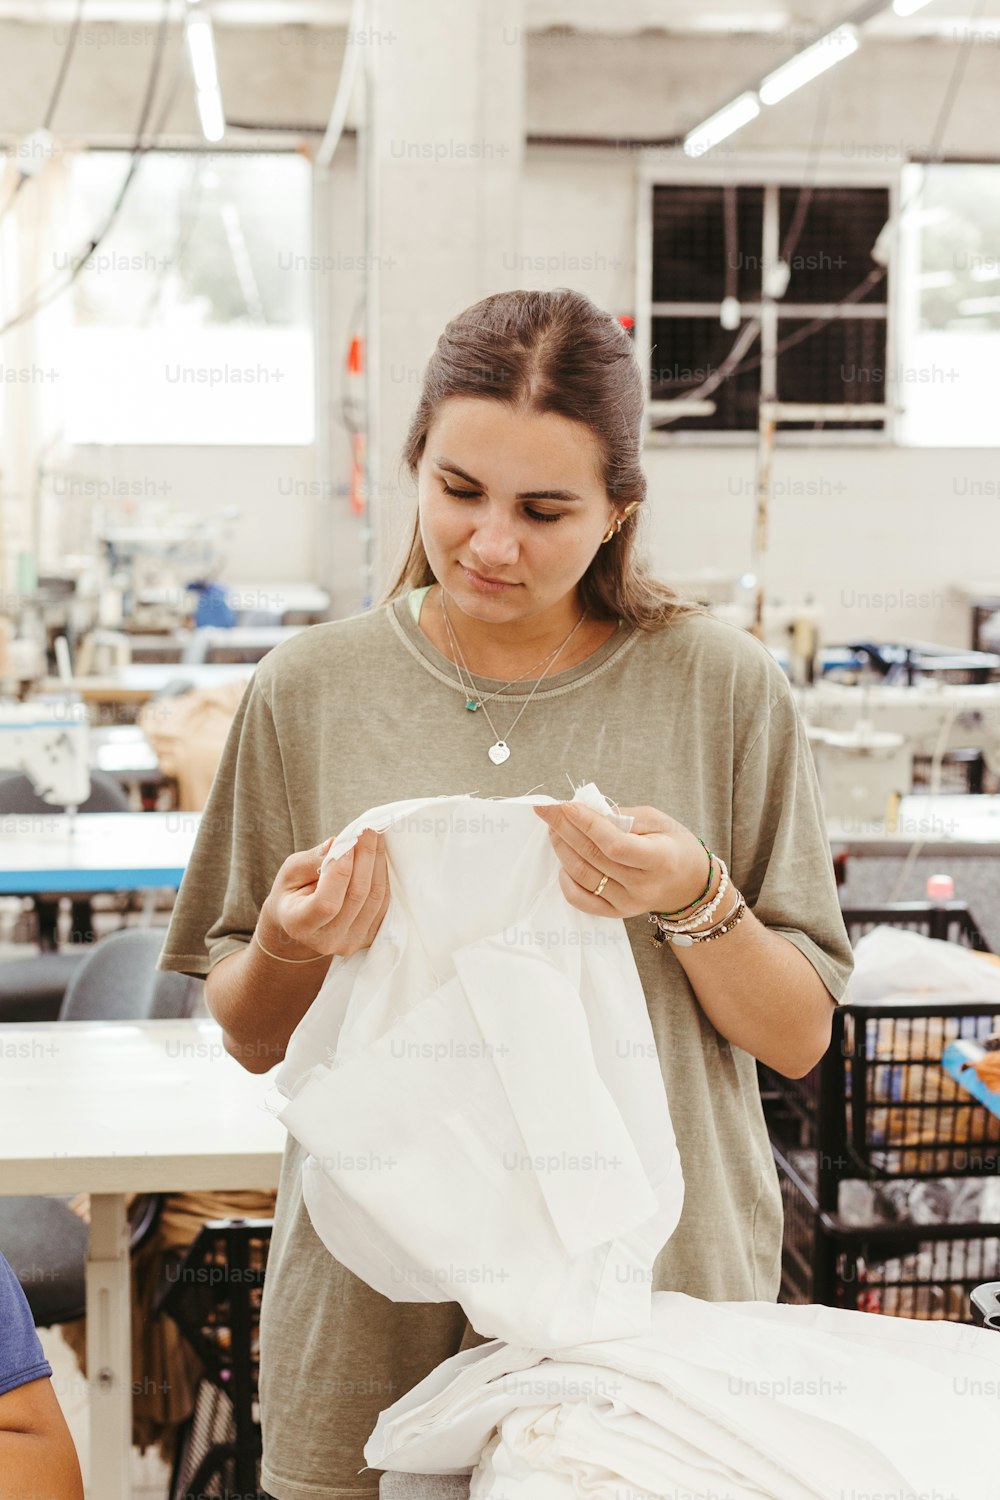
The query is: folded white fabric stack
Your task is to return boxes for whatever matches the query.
[366,1292,1000,1499]
[274,782,685,1348]
[273,782,997,1498]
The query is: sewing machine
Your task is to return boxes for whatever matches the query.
[0,700,91,809]
[794,679,1000,823]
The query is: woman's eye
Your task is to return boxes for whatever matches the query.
[440,481,561,524]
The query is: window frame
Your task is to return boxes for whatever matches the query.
[634,151,901,448]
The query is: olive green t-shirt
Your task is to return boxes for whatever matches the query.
[156,587,854,1500]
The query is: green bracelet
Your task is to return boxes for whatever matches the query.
[656,840,714,919]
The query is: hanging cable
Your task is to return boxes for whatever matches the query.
[0,0,86,229]
[0,0,172,340]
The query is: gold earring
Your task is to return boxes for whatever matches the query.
[601,502,640,544]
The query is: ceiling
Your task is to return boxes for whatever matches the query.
[0,0,998,36]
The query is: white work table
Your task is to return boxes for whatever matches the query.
[827,793,1000,854]
[0,810,200,893]
[0,1019,285,1499]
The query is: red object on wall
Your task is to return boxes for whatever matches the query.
[346,335,366,513]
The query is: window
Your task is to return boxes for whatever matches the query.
[637,162,893,442]
[59,151,313,445]
[895,162,1000,447]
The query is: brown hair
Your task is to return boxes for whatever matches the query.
[377,287,707,632]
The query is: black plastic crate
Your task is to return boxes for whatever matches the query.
[775,1144,1000,1321]
[824,1000,1000,1188]
[758,902,994,1156]
[156,1218,273,1500]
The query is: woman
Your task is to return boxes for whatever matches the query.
[157,287,854,1500]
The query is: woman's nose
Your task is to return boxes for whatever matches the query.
[468,520,519,566]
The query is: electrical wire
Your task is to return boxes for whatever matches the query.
[0,0,85,229]
[0,0,172,341]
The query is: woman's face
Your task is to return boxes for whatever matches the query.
[416,397,617,623]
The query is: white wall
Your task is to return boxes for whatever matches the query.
[1,19,998,639]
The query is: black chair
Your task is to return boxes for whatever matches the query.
[0,928,203,1325]
[0,768,134,1014]
[0,952,93,1024]
[0,767,132,815]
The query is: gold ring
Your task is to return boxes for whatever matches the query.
[594,873,609,897]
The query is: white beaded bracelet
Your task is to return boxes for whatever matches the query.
[655,858,731,934]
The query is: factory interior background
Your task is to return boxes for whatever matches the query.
[3,2,1000,1497]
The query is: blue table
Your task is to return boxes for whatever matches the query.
[0,811,200,893]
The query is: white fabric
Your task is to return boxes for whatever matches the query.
[273,780,996,1497]
[366,1291,998,1499]
[273,782,684,1348]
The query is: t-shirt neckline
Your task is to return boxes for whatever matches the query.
[389,587,638,698]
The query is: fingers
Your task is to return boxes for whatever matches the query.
[281,836,337,889]
[338,828,389,934]
[312,827,387,933]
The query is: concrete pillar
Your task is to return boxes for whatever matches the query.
[369,0,525,590]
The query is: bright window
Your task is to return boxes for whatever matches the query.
[61,151,314,445]
[896,162,1000,447]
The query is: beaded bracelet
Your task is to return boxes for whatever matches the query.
[655,859,730,935]
[648,890,746,948]
[656,840,714,919]
[678,895,747,946]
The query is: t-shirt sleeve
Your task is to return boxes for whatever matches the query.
[155,672,296,979]
[0,1252,52,1398]
[730,673,855,1005]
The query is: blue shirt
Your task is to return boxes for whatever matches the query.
[0,1249,52,1397]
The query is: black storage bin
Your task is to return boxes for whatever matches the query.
[156,1217,273,1500]
[759,902,992,1153]
[760,903,1000,1321]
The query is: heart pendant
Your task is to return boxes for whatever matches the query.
[488,741,510,765]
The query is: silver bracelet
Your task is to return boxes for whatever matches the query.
[252,929,329,965]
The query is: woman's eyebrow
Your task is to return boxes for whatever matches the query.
[433,457,585,504]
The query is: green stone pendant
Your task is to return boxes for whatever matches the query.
[465,699,479,712]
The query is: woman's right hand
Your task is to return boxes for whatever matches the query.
[260,827,390,960]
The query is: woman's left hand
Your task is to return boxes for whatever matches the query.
[532,801,713,919]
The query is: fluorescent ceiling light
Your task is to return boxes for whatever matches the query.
[185,5,226,144]
[683,92,760,157]
[186,14,220,94]
[892,0,935,16]
[195,88,226,142]
[759,25,859,106]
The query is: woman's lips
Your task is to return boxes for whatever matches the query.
[460,565,519,593]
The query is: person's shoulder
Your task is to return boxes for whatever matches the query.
[0,1252,49,1393]
[642,608,790,701]
[253,599,397,697]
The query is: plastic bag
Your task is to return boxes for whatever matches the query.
[846,925,1000,1004]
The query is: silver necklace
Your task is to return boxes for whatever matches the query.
[440,589,587,764]
[435,588,586,712]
